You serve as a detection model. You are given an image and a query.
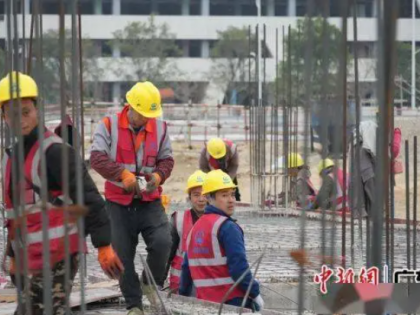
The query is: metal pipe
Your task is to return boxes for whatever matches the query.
[414,136,418,271]
[406,140,411,274]
[78,4,85,159]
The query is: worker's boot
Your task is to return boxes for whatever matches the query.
[127,307,144,315]
[142,282,159,310]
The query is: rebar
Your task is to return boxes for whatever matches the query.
[414,136,418,271]
[405,140,411,274]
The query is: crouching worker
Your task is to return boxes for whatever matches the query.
[0,72,123,315]
[312,159,349,214]
[166,170,207,294]
[179,170,264,312]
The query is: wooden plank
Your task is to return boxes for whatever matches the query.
[0,288,121,315]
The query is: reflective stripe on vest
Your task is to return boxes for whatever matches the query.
[3,131,82,271]
[105,108,166,204]
[169,210,194,290]
[206,139,236,171]
[328,170,349,211]
[187,213,245,303]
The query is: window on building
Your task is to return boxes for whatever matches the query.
[190,0,201,15]
[210,0,235,16]
[399,0,420,18]
[189,40,201,57]
[275,0,288,16]
[41,1,60,14]
[79,1,94,14]
[102,0,113,14]
[0,39,5,50]
[242,3,257,16]
[158,1,181,15]
[0,0,4,15]
[121,0,152,15]
[100,40,113,56]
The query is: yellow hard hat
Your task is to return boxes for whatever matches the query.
[287,152,304,168]
[126,81,162,118]
[207,138,226,159]
[317,158,335,174]
[186,170,207,193]
[201,169,237,195]
[0,72,38,105]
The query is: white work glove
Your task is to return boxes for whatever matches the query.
[254,294,265,311]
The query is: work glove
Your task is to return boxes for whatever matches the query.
[146,173,162,193]
[98,245,124,280]
[253,294,265,312]
[121,169,137,192]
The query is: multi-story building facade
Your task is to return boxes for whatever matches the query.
[0,0,419,105]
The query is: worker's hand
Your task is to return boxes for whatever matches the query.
[121,169,137,192]
[146,173,161,193]
[253,294,265,311]
[98,245,124,280]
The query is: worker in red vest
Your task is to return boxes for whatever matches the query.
[90,81,174,315]
[179,170,264,312]
[312,159,349,214]
[199,137,241,201]
[165,170,207,294]
[0,72,122,315]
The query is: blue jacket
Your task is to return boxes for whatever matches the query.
[179,205,260,300]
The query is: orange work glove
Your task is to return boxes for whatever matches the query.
[98,245,124,280]
[121,169,137,192]
[145,173,162,193]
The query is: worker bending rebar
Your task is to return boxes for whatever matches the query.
[311,159,349,214]
[199,137,241,201]
[179,169,264,311]
[165,170,207,294]
[0,72,123,315]
[90,81,173,315]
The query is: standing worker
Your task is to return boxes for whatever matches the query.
[351,108,401,216]
[179,170,264,311]
[90,81,173,315]
[311,159,349,214]
[199,137,241,201]
[165,170,207,294]
[0,72,123,315]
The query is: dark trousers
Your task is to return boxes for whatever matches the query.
[12,254,79,315]
[107,199,172,310]
[233,177,241,201]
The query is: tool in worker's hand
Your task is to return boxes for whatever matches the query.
[135,176,147,196]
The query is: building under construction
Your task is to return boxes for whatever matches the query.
[1,0,420,314]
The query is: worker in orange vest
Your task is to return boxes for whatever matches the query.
[199,137,241,201]
[0,72,123,315]
[90,81,173,315]
[165,170,207,294]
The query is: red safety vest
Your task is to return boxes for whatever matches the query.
[104,106,167,205]
[206,139,236,171]
[187,213,245,304]
[328,168,349,212]
[3,131,82,272]
[169,209,194,291]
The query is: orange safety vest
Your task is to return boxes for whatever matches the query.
[328,168,349,212]
[169,210,194,291]
[206,139,236,171]
[187,213,245,304]
[104,106,167,205]
[3,131,83,272]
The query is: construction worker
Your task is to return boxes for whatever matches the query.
[275,153,316,208]
[311,159,349,213]
[165,170,207,294]
[179,170,264,312]
[351,108,401,216]
[0,72,123,315]
[90,81,173,315]
[199,137,241,201]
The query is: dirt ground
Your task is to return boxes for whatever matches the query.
[89,115,420,220]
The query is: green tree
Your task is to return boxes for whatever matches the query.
[277,17,347,105]
[111,16,181,85]
[41,29,102,105]
[210,26,257,105]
